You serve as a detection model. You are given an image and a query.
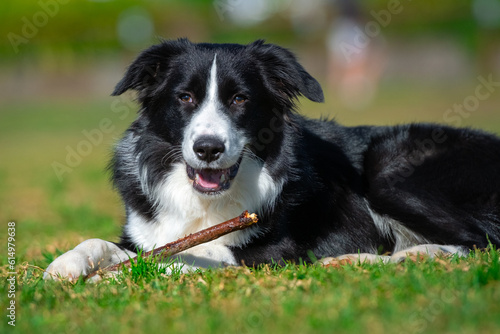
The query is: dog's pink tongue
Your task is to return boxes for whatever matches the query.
[197,170,223,189]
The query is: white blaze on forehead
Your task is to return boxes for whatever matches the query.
[189,54,223,138]
[207,54,218,104]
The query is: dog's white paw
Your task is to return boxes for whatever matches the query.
[44,238,134,282]
[390,244,469,263]
[319,253,391,267]
[176,243,238,269]
[43,249,95,281]
[319,244,469,267]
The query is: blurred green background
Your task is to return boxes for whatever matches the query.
[1,0,499,261]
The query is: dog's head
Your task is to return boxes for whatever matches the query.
[112,39,323,196]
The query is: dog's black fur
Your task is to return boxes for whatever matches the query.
[111,39,500,265]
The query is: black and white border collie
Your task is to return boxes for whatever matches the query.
[45,39,500,280]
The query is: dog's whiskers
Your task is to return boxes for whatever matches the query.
[242,147,263,164]
[161,146,183,167]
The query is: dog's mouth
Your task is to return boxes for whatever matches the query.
[186,157,242,194]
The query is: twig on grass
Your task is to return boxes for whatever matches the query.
[87,211,258,280]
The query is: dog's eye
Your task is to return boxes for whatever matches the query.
[179,94,193,103]
[232,95,247,105]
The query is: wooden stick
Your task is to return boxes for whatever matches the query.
[87,211,258,280]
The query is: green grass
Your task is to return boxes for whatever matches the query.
[1,248,500,334]
[1,82,500,333]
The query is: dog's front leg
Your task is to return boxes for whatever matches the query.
[44,239,135,282]
[167,243,238,272]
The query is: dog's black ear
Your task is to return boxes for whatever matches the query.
[249,40,324,107]
[112,38,191,99]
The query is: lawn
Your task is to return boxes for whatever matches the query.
[1,82,500,333]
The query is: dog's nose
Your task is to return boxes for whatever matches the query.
[193,136,225,163]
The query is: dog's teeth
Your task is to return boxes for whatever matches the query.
[220,174,226,183]
[195,173,200,181]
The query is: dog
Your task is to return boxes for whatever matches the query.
[45,39,500,281]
